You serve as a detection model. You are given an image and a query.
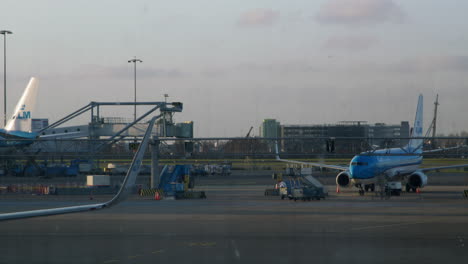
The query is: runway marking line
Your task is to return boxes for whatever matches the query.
[351,221,426,231]
[128,254,143,259]
[152,249,165,254]
[188,242,217,247]
[103,260,120,263]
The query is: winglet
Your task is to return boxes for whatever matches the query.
[106,116,157,207]
[0,116,158,221]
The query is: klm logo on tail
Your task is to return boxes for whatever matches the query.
[15,112,31,119]
[13,105,31,120]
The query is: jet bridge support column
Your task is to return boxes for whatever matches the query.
[150,136,160,189]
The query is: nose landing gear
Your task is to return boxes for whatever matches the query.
[405,183,418,192]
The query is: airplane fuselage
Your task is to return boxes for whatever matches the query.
[0,129,37,148]
[348,147,422,184]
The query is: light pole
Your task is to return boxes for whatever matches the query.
[0,30,12,127]
[128,57,142,122]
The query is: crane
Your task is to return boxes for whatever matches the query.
[245,126,254,138]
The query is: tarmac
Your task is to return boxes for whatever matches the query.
[0,173,468,264]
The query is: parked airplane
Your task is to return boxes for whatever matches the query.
[276,94,468,195]
[0,77,39,147]
[0,116,157,221]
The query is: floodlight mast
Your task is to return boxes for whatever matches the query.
[0,30,13,127]
[128,57,143,122]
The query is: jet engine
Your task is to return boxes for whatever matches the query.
[407,171,428,188]
[336,171,351,187]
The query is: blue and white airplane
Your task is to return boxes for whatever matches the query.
[0,77,39,147]
[276,94,468,194]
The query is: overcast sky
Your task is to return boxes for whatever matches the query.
[2,0,468,136]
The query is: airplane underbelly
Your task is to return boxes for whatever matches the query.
[385,164,419,178]
[351,178,375,186]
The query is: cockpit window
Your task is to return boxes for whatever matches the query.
[351,162,368,166]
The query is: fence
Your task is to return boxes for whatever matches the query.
[0,136,466,177]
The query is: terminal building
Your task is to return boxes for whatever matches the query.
[261,119,410,154]
[260,119,281,138]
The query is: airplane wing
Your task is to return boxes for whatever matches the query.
[0,116,158,221]
[275,143,348,171]
[419,164,468,173]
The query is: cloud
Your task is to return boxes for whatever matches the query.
[45,64,186,80]
[323,35,379,51]
[312,55,468,74]
[234,61,320,74]
[316,0,406,25]
[199,60,324,78]
[200,55,468,79]
[384,56,468,73]
[238,8,280,27]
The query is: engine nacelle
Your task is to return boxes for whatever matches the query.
[407,171,428,188]
[336,171,351,187]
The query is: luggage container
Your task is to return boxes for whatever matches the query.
[87,175,110,187]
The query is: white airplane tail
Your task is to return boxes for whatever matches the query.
[407,94,423,153]
[4,77,38,132]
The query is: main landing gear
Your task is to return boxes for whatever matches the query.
[358,188,365,196]
[364,184,375,192]
[358,184,375,196]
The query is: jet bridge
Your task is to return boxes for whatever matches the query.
[22,101,187,188]
[38,101,183,140]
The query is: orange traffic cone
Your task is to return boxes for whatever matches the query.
[336,185,340,193]
[154,191,161,200]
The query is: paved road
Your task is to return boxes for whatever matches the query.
[1,184,468,264]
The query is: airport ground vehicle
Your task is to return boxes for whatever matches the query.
[385,181,402,196]
[281,177,326,201]
[358,181,402,196]
[279,186,288,200]
[289,186,325,201]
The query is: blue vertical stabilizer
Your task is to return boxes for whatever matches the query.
[407,94,424,153]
